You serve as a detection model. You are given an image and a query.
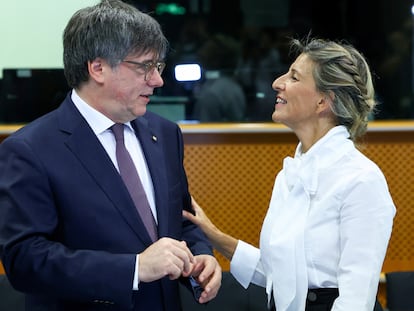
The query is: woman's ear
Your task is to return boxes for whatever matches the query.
[318,91,335,110]
[316,91,336,119]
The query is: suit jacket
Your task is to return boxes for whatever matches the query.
[0,93,212,311]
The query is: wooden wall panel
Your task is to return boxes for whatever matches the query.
[181,122,414,308]
[182,124,414,275]
[362,132,414,273]
[0,121,413,308]
[183,131,296,270]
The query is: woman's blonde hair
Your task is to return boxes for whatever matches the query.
[290,37,377,141]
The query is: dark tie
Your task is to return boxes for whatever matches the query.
[111,123,158,241]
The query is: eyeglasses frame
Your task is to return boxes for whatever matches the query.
[122,60,166,81]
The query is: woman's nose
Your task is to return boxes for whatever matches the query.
[272,75,283,91]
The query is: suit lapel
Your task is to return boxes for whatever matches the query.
[132,118,169,237]
[58,100,153,244]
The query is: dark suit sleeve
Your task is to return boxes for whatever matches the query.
[163,120,213,256]
[0,135,136,309]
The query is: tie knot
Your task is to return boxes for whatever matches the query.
[111,123,125,142]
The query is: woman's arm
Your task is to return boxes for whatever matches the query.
[182,197,238,260]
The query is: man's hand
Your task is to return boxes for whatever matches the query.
[190,254,222,304]
[139,237,195,282]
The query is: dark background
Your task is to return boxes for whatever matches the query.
[1,0,413,123]
[129,0,414,120]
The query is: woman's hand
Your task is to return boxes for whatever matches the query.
[183,197,218,238]
[183,196,239,260]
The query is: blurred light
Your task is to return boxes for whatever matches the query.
[156,3,186,15]
[204,70,219,79]
[174,64,201,82]
[411,4,414,15]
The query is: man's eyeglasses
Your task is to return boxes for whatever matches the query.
[122,60,166,81]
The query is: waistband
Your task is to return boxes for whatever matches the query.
[306,288,339,304]
[268,288,339,310]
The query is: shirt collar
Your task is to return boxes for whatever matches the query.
[71,90,133,134]
[295,125,353,169]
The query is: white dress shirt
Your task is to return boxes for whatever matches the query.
[71,90,155,290]
[230,126,396,311]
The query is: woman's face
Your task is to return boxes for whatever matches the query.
[271,53,325,130]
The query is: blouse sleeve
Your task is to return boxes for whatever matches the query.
[333,168,395,310]
[230,240,266,288]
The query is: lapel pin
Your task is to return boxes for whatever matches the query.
[152,135,157,142]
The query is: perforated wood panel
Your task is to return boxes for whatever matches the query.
[183,126,414,274]
[184,133,296,270]
[362,133,414,272]
[0,123,413,305]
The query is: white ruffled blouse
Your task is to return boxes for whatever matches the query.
[230,125,396,311]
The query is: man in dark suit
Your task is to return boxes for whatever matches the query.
[0,1,221,310]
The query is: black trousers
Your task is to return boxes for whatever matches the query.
[269,288,383,311]
[305,288,339,311]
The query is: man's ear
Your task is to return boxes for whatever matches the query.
[88,58,105,84]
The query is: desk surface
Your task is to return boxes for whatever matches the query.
[0,120,414,135]
[179,120,414,133]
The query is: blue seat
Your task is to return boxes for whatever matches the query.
[385,271,414,311]
[0,274,25,311]
[180,271,268,311]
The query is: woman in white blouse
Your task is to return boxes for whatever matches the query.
[183,37,396,311]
